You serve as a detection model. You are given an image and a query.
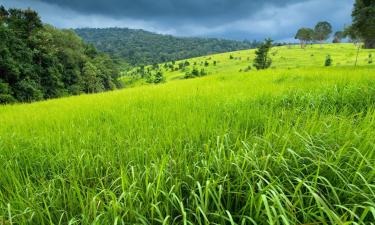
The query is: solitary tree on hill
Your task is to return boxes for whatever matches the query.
[253,38,273,70]
[314,21,332,47]
[351,0,375,49]
[295,28,314,48]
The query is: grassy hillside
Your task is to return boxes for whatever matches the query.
[1,44,375,224]
[75,28,259,65]
[160,43,374,80]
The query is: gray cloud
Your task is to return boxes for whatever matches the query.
[0,0,354,41]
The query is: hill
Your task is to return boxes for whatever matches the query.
[123,43,375,85]
[75,28,259,65]
[1,44,375,224]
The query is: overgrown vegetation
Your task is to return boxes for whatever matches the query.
[0,6,121,104]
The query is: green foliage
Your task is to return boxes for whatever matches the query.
[253,38,273,70]
[369,53,373,64]
[314,21,333,43]
[153,71,165,84]
[184,67,207,79]
[75,28,260,65]
[333,31,344,43]
[295,28,314,48]
[0,6,121,104]
[351,0,375,48]
[0,80,16,104]
[325,54,333,66]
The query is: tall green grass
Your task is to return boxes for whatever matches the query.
[1,55,375,223]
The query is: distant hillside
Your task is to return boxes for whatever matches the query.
[75,28,259,65]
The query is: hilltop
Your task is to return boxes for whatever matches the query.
[75,28,259,65]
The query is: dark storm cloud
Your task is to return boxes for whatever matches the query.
[0,0,354,40]
[36,0,301,23]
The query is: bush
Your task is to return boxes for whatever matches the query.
[153,71,165,84]
[325,55,332,66]
[244,66,252,72]
[0,94,17,104]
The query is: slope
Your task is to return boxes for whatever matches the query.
[0,44,375,224]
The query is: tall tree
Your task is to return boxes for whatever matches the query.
[253,38,273,70]
[295,28,314,48]
[314,21,332,47]
[333,31,345,43]
[351,0,375,49]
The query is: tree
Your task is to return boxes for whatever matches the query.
[351,0,375,49]
[82,62,103,93]
[314,21,332,47]
[295,28,314,48]
[0,5,8,23]
[253,38,273,70]
[154,71,165,84]
[0,6,121,104]
[333,31,344,43]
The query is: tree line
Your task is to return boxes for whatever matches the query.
[0,6,122,104]
[295,0,374,49]
[75,28,262,66]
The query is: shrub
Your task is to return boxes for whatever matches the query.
[325,55,332,66]
[244,66,252,72]
[153,71,165,84]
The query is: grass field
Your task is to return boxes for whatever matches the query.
[162,43,374,80]
[1,44,375,224]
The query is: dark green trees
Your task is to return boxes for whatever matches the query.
[314,22,333,47]
[295,22,332,47]
[351,0,375,48]
[75,28,260,66]
[0,6,121,104]
[333,31,345,43]
[253,39,273,70]
[295,28,314,48]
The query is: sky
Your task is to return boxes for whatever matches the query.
[0,0,354,41]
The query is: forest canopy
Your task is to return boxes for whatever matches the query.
[0,6,121,104]
[75,28,260,66]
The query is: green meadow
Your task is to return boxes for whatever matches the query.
[1,44,375,224]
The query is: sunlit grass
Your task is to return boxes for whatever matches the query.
[0,44,375,224]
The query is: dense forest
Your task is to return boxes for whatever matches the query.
[0,6,121,104]
[75,28,260,65]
